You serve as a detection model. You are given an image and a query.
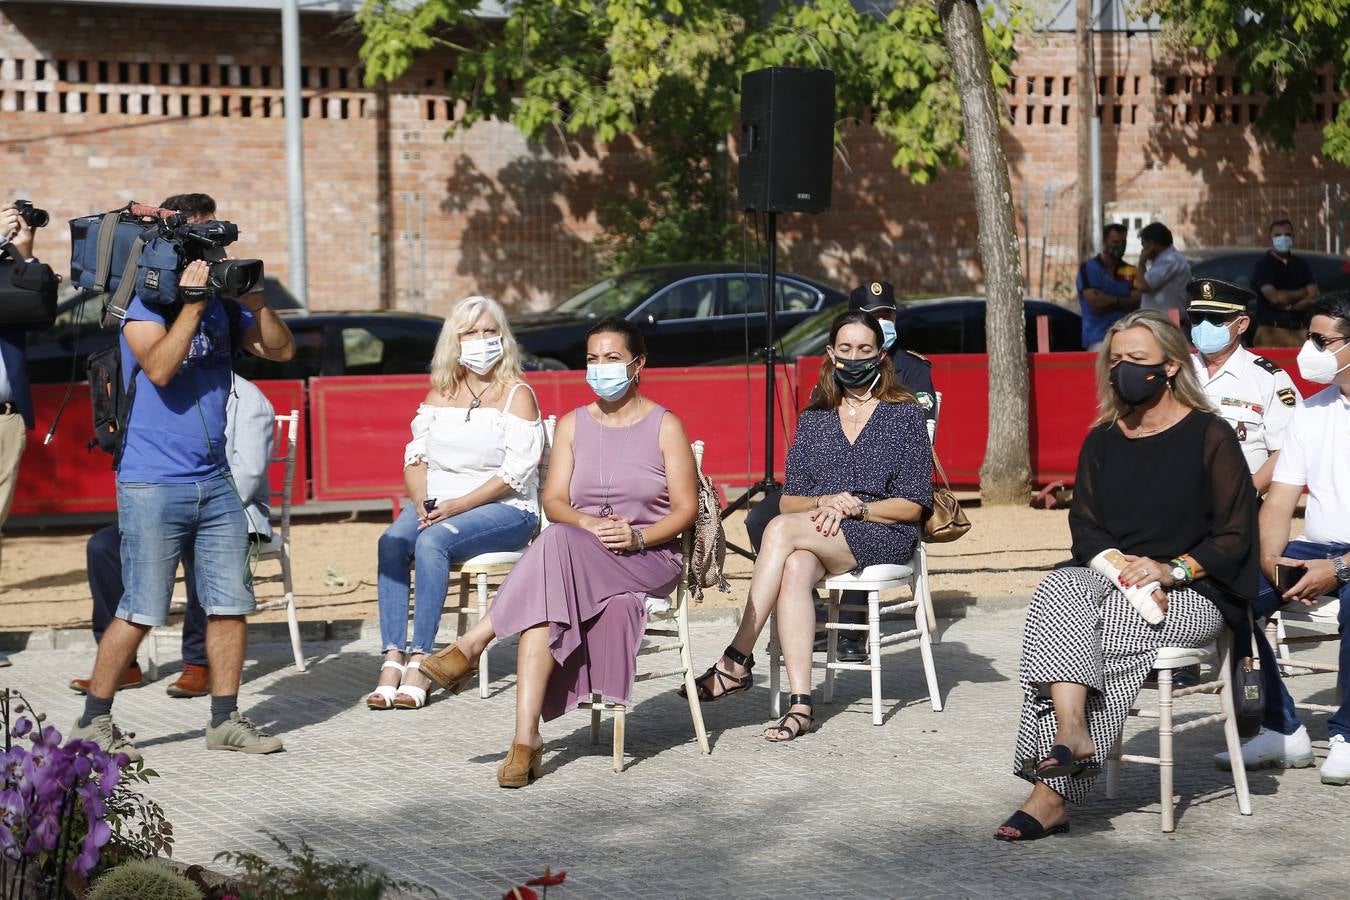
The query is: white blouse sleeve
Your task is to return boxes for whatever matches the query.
[403,405,433,468]
[496,413,544,494]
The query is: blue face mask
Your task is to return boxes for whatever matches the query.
[878,318,897,350]
[586,361,635,400]
[1272,235,1293,254]
[1191,320,1234,356]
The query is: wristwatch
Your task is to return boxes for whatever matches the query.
[1334,555,1350,585]
[858,503,869,522]
[1168,562,1190,585]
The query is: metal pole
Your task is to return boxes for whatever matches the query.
[763,211,778,486]
[282,0,308,309]
[1090,113,1102,245]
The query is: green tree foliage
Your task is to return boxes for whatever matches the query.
[357,0,1017,270]
[1142,0,1350,161]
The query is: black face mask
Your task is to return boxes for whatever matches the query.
[832,354,881,390]
[1110,360,1169,406]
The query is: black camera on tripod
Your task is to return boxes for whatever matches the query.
[13,199,49,229]
[135,213,263,305]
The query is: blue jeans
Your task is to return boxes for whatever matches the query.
[1252,540,1350,739]
[89,523,207,665]
[377,502,537,654]
[115,474,254,626]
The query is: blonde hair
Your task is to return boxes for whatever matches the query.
[1094,309,1213,424]
[429,296,523,396]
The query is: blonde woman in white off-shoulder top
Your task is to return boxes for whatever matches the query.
[367,296,544,710]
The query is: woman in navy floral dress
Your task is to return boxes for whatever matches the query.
[682,310,933,741]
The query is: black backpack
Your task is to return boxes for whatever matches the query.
[0,242,59,329]
[87,299,245,464]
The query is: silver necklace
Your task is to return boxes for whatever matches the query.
[842,389,876,419]
[597,407,640,517]
[462,380,489,422]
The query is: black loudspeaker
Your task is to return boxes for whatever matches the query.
[737,67,835,214]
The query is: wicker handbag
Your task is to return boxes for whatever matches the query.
[923,451,971,543]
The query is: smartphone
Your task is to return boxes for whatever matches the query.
[422,497,438,513]
[1274,564,1303,593]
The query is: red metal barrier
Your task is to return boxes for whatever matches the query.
[307,366,799,502]
[14,379,307,517]
[18,348,1324,516]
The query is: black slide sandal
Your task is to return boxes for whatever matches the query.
[1022,744,1099,780]
[679,645,755,702]
[994,810,1071,843]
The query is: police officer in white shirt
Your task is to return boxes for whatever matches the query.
[1187,278,1301,493]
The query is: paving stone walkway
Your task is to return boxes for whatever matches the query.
[6,607,1346,898]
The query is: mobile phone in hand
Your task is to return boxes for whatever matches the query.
[1274,564,1303,593]
[423,498,438,514]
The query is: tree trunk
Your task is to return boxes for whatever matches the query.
[1076,0,1095,259]
[937,0,1031,504]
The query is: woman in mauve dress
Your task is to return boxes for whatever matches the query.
[685,310,932,743]
[421,317,698,787]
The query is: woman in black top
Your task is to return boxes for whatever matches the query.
[995,309,1258,842]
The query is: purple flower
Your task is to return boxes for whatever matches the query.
[29,811,62,851]
[0,787,22,822]
[35,725,62,748]
[10,717,32,739]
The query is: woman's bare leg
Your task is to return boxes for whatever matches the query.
[1046,681,1095,763]
[700,513,855,696]
[764,549,825,741]
[452,612,498,664]
[996,781,1069,839]
[512,624,554,749]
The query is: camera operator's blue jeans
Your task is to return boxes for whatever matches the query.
[1252,540,1350,739]
[377,502,537,655]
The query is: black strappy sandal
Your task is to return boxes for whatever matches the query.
[764,693,817,742]
[679,645,755,702]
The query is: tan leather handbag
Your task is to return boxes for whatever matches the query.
[924,451,971,543]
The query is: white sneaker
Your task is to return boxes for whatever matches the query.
[1321,734,1350,785]
[1214,725,1314,770]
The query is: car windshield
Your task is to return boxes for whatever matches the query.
[778,304,847,360]
[554,273,666,318]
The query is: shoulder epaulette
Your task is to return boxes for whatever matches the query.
[904,349,931,364]
[1251,355,1284,377]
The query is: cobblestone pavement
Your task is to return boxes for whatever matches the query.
[6,607,1347,898]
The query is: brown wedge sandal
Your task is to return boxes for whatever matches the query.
[420,645,478,695]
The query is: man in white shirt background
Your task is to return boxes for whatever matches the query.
[1217,293,1350,784]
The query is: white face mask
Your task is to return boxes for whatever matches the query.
[459,336,503,375]
[1296,338,1350,384]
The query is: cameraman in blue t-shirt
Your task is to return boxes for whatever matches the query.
[72,193,295,761]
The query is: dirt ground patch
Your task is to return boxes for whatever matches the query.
[0,504,1072,632]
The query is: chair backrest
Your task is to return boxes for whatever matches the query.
[270,410,300,538]
[928,390,942,445]
[537,414,557,529]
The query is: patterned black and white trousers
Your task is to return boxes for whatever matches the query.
[1013,567,1224,804]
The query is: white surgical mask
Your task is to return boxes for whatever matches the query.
[1272,235,1294,254]
[1190,320,1234,356]
[459,336,503,375]
[878,318,898,350]
[586,361,635,400]
[1296,339,1350,384]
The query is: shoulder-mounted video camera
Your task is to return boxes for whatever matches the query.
[69,202,263,325]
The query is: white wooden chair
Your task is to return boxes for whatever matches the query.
[410,415,556,698]
[147,410,304,679]
[1265,595,1341,714]
[1105,633,1252,833]
[922,391,942,641]
[767,545,943,726]
[584,439,711,772]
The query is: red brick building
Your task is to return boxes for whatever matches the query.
[2,0,1345,312]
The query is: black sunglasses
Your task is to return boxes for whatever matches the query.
[1188,312,1240,327]
[1306,331,1350,352]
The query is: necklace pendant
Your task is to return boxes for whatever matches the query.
[849,407,858,418]
[599,504,613,518]
[465,397,482,422]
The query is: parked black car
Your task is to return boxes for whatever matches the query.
[1185,247,1350,293]
[707,296,1084,364]
[510,263,848,369]
[230,310,451,381]
[26,276,304,384]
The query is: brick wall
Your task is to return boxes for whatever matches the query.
[2,4,1345,314]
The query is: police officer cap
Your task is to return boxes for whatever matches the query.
[1186,277,1254,315]
[849,280,896,311]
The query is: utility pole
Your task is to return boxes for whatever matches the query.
[282,0,309,308]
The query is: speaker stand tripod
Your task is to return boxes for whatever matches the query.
[722,211,782,560]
